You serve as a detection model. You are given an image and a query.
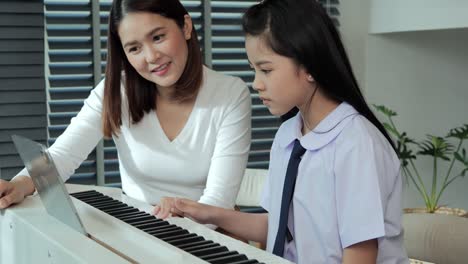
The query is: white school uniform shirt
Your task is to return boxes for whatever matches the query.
[261,102,409,264]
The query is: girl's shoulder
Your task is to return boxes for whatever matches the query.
[336,115,399,163]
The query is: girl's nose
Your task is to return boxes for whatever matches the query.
[252,75,264,91]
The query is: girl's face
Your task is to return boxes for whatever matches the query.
[245,35,315,116]
[118,12,192,90]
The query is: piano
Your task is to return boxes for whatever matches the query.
[0,184,291,264]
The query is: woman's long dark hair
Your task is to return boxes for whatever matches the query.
[103,0,203,137]
[242,0,396,150]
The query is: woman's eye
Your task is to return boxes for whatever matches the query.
[261,69,272,74]
[128,47,138,53]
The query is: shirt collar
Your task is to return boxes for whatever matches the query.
[278,102,359,150]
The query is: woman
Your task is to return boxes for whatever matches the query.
[0,0,251,217]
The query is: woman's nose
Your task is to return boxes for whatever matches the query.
[145,46,160,64]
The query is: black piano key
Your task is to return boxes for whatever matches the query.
[70,190,103,198]
[103,206,137,214]
[153,229,188,239]
[73,190,263,263]
[200,251,239,261]
[77,196,108,203]
[124,218,162,227]
[106,207,139,216]
[146,225,180,235]
[208,254,249,264]
[189,245,228,256]
[161,233,197,242]
[121,215,157,224]
[133,220,168,229]
[178,240,216,251]
[87,201,122,209]
[71,190,100,195]
[78,195,112,201]
[166,235,204,246]
[94,203,127,211]
[79,195,112,201]
[114,211,148,220]
[141,222,172,232]
[87,199,122,207]
[181,242,220,252]
[228,260,260,264]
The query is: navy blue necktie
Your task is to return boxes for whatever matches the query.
[272,139,306,257]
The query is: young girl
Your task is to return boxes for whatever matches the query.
[172,0,409,263]
[0,0,251,219]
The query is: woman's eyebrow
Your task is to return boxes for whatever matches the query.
[122,26,165,48]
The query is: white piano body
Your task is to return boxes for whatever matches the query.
[0,184,292,264]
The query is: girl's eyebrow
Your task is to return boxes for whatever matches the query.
[247,59,272,67]
[122,26,165,48]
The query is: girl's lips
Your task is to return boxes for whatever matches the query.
[260,97,271,105]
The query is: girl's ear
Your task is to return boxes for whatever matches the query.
[183,15,193,40]
[307,74,315,82]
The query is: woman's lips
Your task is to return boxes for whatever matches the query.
[151,62,170,76]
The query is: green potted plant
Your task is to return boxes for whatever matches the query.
[373,105,468,213]
[374,104,468,264]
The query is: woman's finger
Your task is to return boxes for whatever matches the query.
[156,197,175,219]
[152,205,161,215]
[170,206,184,217]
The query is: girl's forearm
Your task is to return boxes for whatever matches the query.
[211,209,268,244]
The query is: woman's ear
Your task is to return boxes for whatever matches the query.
[183,15,193,40]
[306,74,315,82]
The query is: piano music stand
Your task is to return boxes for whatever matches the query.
[12,135,87,236]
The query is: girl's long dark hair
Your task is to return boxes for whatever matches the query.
[242,0,396,151]
[103,0,203,137]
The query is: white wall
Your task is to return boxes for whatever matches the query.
[369,0,468,33]
[340,4,468,210]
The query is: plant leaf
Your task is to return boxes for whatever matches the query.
[447,124,468,140]
[461,168,468,177]
[372,104,397,117]
[383,122,400,137]
[454,148,468,166]
[418,135,454,159]
[454,152,464,163]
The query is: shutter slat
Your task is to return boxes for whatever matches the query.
[0,0,46,179]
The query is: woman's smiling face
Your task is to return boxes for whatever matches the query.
[118,12,192,90]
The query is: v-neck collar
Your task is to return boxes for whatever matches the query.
[152,67,207,145]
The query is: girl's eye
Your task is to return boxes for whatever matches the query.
[261,69,272,74]
[153,34,164,42]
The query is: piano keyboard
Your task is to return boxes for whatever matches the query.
[70,190,275,264]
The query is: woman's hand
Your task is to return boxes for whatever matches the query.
[152,196,185,219]
[0,178,31,209]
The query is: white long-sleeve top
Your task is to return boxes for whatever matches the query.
[16,67,252,209]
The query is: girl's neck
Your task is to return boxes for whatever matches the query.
[299,89,339,135]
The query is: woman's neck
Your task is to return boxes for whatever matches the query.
[156,85,175,102]
[299,89,339,135]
